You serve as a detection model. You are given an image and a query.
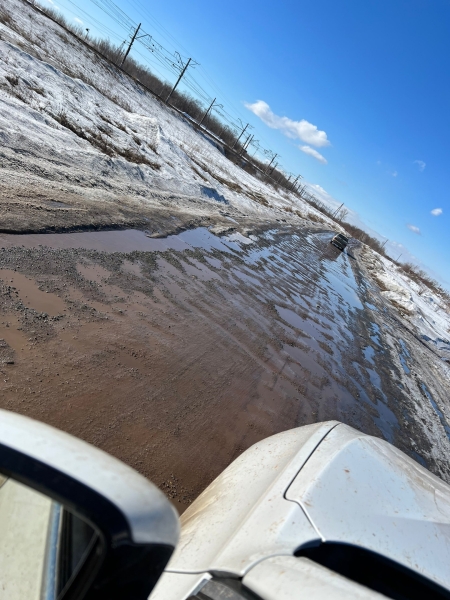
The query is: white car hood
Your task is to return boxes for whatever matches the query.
[163,422,337,576]
[152,422,450,599]
[286,424,450,591]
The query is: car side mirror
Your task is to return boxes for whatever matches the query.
[0,409,179,600]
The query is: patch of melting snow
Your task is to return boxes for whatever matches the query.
[225,232,254,245]
[376,256,450,361]
[178,228,241,253]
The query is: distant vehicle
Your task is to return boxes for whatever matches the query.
[330,232,349,251]
[2,413,450,600]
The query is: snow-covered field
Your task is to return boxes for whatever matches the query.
[364,249,450,362]
[0,0,334,230]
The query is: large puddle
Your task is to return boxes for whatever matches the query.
[0,225,401,443]
[0,227,241,254]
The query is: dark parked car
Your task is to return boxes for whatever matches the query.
[330,233,349,251]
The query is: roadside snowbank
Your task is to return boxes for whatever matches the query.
[366,251,450,362]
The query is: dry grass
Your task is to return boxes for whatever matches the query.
[51,110,160,168]
[0,9,12,26]
[117,147,160,169]
[191,166,208,182]
[5,74,19,87]
[246,191,269,206]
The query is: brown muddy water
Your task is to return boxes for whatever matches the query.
[0,226,448,510]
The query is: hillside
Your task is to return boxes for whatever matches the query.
[0,0,331,236]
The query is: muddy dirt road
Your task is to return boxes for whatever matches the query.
[0,226,449,511]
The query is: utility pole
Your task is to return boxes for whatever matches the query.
[240,134,253,155]
[396,253,402,262]
[120,23,141,67]
[166,57,192,104]
[268,162,278,176]
[290,175,300,191]
[244,134,254,151]
[264,154,277,174]
[85,28,90,40]
[198,98,217,128]
[232,123,250,149]
[331,202,344,219]
[380,239,388,250]
[239,135,250,155]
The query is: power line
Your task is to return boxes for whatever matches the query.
[36,0,303,191]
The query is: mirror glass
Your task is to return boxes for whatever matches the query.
[0,474,101,600]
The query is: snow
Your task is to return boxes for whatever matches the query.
[0,0,336,226]
[373,254,450,361]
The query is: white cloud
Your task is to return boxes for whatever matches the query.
[74,17,83,23]
[414,160,426,172]
[300,145,327,164]
[391,171,398,177]
[431,208,442,216]
[245,100,330,147]
[407,224,421,235]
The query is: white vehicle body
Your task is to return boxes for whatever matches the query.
[151,421,450,599]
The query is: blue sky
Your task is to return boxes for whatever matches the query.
[44,0,448,286]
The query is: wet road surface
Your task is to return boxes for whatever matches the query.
[0,226,449,509]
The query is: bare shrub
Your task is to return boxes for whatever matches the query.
[0,10,12,26]
[97,123,112,136]
[335,207,349,222]
[400,263,450,304]
[117,147,160,169]
[85,129,114,155]
[29,85,46,96]
[5,74,19,87]
[52,109,88,139]
[99,114,113,125]
[341,221,387,257]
